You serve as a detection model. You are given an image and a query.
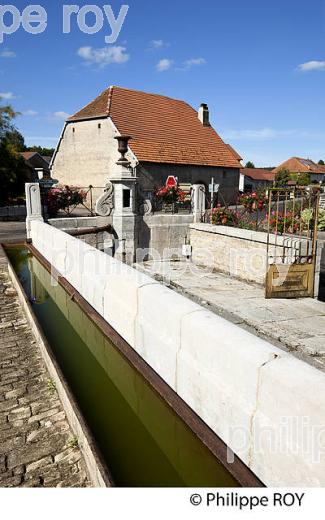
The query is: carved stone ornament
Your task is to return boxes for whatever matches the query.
[137,187,152,216]
[95,182,114,217]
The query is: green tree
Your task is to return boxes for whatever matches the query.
[245,161,255,168]
[292,172,310,186]
[318,160,325,166]
[26,145,55,156]
[275,168,291,187]
[0,99,27,203]
[0,104,17,139]
[4,128,25,151]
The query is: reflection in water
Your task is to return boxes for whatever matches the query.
[7,247,238,488]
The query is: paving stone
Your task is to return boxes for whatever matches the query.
[26,456,53,473]
[0,251,90,488]
[138,260,325,372]
[28,407,61,424]
[0,475,22,487]
[5,387,26,400]
[8,406,31,421]
[0,436,25,455]
[0,399,19,414]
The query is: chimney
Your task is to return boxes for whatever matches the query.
[198,103,210,127]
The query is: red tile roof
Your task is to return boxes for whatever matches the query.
[69,86,241,168]
[227,144,243,162]
[273,157,325,175]
[20,151,37,160]
[240,168,275,182]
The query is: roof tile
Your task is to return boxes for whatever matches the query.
[69,86,241,168]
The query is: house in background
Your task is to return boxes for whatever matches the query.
[239,168,275,192]
[51,86,242,204]
[20,152,51,181]
[273,157,325,184]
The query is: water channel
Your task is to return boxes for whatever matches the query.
[7,246,240,487]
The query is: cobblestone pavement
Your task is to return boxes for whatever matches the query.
[136,260,325,372]
[0,254,90,488]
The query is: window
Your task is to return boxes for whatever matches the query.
[98,123,101,129]
[123,189,131,208]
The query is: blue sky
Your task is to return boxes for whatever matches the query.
[1,0,324,166]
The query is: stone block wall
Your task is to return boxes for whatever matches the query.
[190,223,321,294]
[30,220,325,486]
[137,214,194,258]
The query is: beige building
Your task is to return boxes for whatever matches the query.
[51,86,242,203]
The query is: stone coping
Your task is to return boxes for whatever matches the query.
[190,223,309,247]
[29,220,325,486]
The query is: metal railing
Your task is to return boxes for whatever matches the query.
[141,189,192,215]
[43,185,105,218]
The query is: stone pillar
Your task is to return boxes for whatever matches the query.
[111,163,138,264]
[25,183,44,239]
[192,184,206,222]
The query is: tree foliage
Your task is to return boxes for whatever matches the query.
[0,99,27,203]
[275,168,291,187]
[245,161,255,169]
[291,172,310,186]
[25,145,55,157]
[0,104,17,139]
[318,160,325,166]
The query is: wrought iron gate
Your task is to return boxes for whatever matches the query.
[265,187,320,299]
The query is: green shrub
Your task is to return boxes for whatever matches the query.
[318,209,325,230]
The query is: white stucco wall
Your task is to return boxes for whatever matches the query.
[51,118,136,191]
[30,220,325,486]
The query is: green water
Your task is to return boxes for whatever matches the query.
[7,246,239,487]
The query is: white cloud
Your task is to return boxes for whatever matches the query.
[156,58,173,72]
[0,91,15,100]
[183,57,206,69]
[0,50,16,58]
[223,128,295,141]
[53,111,70,120]
[23,110,38,116]
[149,39,166,49]
[298,60,325,72]
[151,39,163,49]
[77,46,130,68]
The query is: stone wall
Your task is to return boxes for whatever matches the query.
[190,223,321,294]
[48,216,113,251]
[29,220,325,486]
[51,119,136,194]
[139,163,239,205]
[137,214,194,258]
[49,214,194,259]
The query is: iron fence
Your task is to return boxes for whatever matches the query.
[43,185,105,218]
[141,189,192,215]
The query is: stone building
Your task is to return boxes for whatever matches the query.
[50,86,242,204]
